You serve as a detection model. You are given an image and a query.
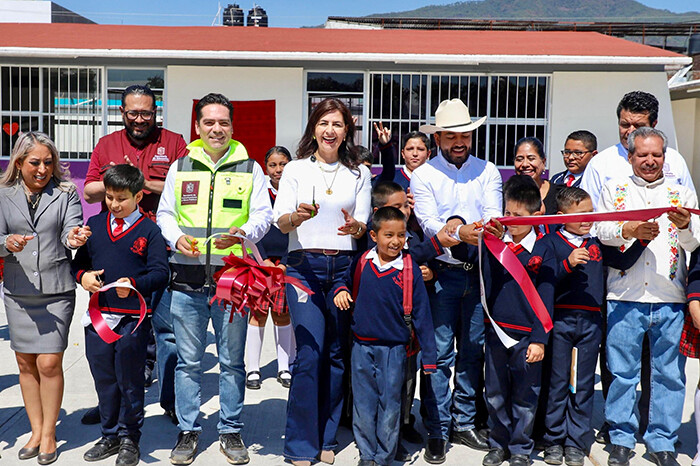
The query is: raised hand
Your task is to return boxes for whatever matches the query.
[373,122,391,146]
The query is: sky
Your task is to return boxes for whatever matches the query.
[49,0,700,28]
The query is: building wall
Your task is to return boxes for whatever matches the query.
[548,71,680,176]
[671,97,700,187]
[166,65,304,151]
[0,0,51,23]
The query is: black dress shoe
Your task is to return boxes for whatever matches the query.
[596,422,611,445]
[510,454,531,466]
[482,448,508,466]
[450,428,489,451]
[544,444,564,465]
[649,451,680,466]
[395,441,411,462]
[144,365,154,388]
[607,445,631,466]
[165,409,179,425]
[116,438,140,466]
[81,406,101,425]
[245,371,261,390]
[401,423,424,444]
[277,370,292,388]
[84,437,120,462]
[423,438,446,464]
[564,446,585,466]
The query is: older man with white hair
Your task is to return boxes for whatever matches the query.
[597,127,699,466]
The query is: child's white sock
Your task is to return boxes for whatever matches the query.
[246,324,265,378]
[694,387,700,466]
[274,323,295,375]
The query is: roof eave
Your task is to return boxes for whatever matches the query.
[0,47,691,66]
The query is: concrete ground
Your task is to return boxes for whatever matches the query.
[0,288,698,465]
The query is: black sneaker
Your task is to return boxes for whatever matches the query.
[115,438,140,466]
[564,446,586,466]
[544,445,564,465]
[220,433,249,464]
[84,437,120,462]
[170,431,199,465]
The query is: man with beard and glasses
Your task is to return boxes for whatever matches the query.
[82,84,187,427]
[411,99,503,464]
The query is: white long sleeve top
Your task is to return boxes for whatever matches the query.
[597,175,700,304]
[273,157,372,252]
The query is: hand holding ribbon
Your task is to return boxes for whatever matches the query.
[88,281,147,344]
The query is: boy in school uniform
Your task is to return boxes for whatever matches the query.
[73,164,169,466]
[334,206,438,466]
[451,175,554,466]
[537,187,649,466]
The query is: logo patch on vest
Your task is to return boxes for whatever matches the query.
[181,181,200,205]
[152,147,169,162]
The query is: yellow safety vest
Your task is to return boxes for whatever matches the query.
[171,139,254,270]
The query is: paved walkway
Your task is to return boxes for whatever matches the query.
[0,288,697,465]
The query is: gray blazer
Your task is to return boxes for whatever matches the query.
[0,179,83,295]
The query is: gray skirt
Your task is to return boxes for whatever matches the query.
[4,291,76,353]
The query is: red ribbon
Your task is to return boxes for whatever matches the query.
[213,249,313,322]
[484,206,700,334]
[88,283,147,344]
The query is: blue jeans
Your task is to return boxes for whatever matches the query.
[605,300,686,453]
[422,267,484,439]
[170,289,247,433]
[152,288,177,412]
[352,342,406,466]
[283,251,351,462]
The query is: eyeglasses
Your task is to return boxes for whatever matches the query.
[560,150,591,160]
[124,110,155,121]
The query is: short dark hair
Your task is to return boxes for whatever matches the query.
[371,206,407,233]
[565,130,597,151]
[514,137,545,161]
[616,91,658,125]
[504,174,541,214]
[357,145,373,165]
[556,187,591,212]
[122,85,156,108]
[264,146,292,164]
[401,131,430,150]
[195,93,233,122]
[371,181,404,208]
[103,164,145,195]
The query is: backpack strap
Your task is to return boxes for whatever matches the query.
[402,253,413,326]
[352,250,371,301]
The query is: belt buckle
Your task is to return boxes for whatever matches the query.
[462,263,474,271]
[323,249,339,256]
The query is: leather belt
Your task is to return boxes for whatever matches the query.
[437,261,475,271]
[303,249,354,256]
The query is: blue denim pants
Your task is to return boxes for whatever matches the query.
[605,300,686,453]
[422,266,485,439]
[152,288,177,412]
[283,251,351,462]
[352,342,406,466]
[170,289,247,433]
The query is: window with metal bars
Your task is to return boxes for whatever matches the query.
[1,66,103,159]
[368,73,550,169]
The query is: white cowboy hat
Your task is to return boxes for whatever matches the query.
[419,98,487,134]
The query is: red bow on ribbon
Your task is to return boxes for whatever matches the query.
[212,239,313,322]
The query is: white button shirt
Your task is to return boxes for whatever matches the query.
[580,143,695,209]
[597,175,700,304]
[411,152,502,263]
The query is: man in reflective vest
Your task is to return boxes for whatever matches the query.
[157,93,272,465]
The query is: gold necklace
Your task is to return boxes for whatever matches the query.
[316,159,340,195]
[26,191,40,209]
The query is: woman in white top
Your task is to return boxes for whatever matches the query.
[274,98,372,466]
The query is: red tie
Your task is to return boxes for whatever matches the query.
[507,242,518,252]
[566,174,575,187]
[114,217,125,236]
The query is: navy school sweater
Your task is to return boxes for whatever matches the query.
[450,231,555,344]
[537,231,648,313]
[687,248,700,303]
[72,211,169,315]
[333,251,437,373]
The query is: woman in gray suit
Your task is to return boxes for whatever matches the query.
[0,132,89,464]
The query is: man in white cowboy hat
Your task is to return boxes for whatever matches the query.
[411,98,502,463]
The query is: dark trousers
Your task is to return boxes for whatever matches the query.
[85,317,149,442]
[485,329,542,456]
[352,342,406,466]
[544,311,602,452]
[401,351,418,426]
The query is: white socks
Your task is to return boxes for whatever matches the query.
[274,323,296,374]
[246,324,265,377]
[694,387,700,466]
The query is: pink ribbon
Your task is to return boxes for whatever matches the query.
[88,282,147,344]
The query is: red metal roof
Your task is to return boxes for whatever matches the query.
[0,23,685,58]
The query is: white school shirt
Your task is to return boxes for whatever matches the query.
[559,229,591,248]
[503,228,537,253]
[81,209,143,329]
[273,157,372,252]
[365,247,405,272]
[580,143,694,209]
[411,152,502,263]
[597,175,700,304]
